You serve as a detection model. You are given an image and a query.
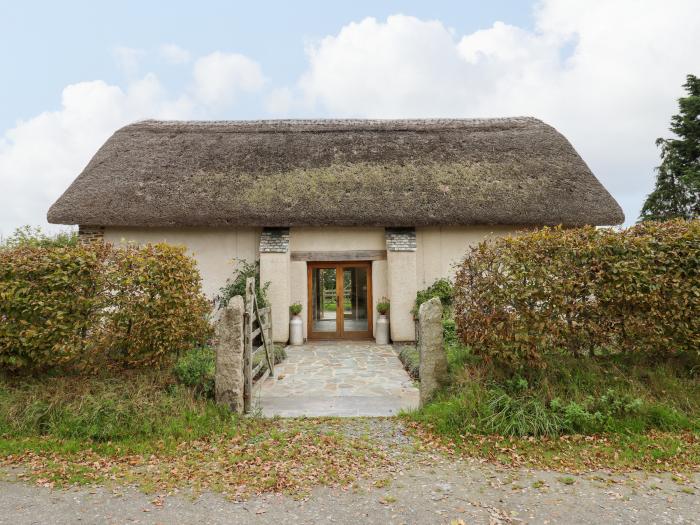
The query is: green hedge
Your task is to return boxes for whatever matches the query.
[412,278,453,317]
[0,242,211,371]
[454,220,700,366]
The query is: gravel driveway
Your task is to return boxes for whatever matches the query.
[2,454,698,524]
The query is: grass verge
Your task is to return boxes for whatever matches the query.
[0,372,392,498]
[405,343,700,471]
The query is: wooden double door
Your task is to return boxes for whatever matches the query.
[307,261,372,340]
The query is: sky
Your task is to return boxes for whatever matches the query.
[1,0,699,236]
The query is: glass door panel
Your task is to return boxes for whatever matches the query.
[311,266,339,335]
[343,267,369,333]
[308,262,372,339]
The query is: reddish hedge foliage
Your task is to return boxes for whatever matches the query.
[454,220,700,366]
[0,242,211,371]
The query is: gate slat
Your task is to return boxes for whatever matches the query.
[243,277,277,414]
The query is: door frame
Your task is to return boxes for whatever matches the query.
[306,261,373,340]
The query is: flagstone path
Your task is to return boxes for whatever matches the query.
[254,341,419,417]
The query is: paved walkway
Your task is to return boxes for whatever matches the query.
[255,341,419,417]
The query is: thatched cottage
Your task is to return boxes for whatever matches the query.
[48,118,624,343]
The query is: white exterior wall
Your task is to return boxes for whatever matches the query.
[416,226,521,289]
[104,225,522,343]
[289,227,386,252]
[103,227,261,298]
[371,259,388,337]
[288,227,387,340]
[386,250,417,342]
[260,252,291,342]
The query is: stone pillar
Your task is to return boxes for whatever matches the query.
[371,259,388,337]
[386,228,418,342]
[290,260,308,339]
[259,228,291,343]
[214,295,245,413]
[418,297,447,407]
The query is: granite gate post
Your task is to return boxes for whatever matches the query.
[418,297,448,407]
[214,295,245,413]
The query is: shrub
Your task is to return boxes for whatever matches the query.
[442,318,457,345]
[173,347,215,398]
[0,225,77,249]
[214,259,269,309]
[454,219,700,367]
[0,242,211,372]
[289,302,303,315]
[99,244,212,367]
[413,278,453,317]
[397,345,420,379]
[0,242,109,370]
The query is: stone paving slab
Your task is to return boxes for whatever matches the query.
[255,341,419,417]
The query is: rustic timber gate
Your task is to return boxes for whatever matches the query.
[243,277,275,413]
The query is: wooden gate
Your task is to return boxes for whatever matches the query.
[243,277,275,413]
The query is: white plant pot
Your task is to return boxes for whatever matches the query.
[289,314,304,346]
[375,314,390,345]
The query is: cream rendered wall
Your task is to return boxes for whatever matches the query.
[288,227,386,340]
[104,225,523,344]
[289,227,386,251]
[103,227,261,298]
[386,251,417,341]
[416,226,521,289]
[260,252,291,343]
[371,260,388,337]
[290,261,308,337]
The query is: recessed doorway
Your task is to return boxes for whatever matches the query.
[307,261,372,340]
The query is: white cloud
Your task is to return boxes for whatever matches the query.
[3,5,699,235]
[265,87,294,115]
[192,52,266,108]
[159,43,192,64]
[297,4,700,222]
[0,46,266,235]
[0,74,198,236]
[113,46,145,77]
[299,16,475,118]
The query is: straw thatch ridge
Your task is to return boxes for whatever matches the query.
[47,118,624,227]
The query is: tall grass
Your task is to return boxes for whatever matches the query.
[0,371,237,443]
[411,346,700,438]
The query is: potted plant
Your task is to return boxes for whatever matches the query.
[375,297,390,345]
[289,302,304,345]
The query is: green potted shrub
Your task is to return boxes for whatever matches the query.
[376,297,390,345]
[289,302,303,345]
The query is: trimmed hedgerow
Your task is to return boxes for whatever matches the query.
[0,242,211,372]
[454,219,700,367]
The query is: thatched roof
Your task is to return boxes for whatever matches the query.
[47,118,624,227]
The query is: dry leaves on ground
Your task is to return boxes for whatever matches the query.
[1,420,395,499]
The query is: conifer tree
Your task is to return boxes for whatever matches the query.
[640,74,700,221]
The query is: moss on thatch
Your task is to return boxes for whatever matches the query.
[47,118,624,227]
